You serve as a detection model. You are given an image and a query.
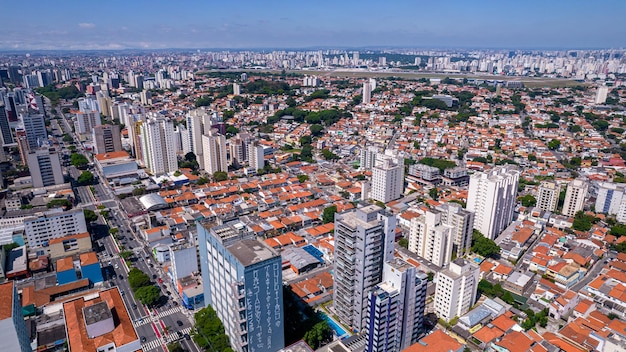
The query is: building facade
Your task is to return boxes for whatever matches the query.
[0,281,30,352]
[202,130,228,175]
[139,116,178,175]
[21,113,47,150]
[24,208,87,248]
[365,259,428,352]
[371,154,404,204]
[334,205,396,332]
[198,222,284,352]
[26,148,64,188]
[562,179,588,218]
[537,181,560,212]
[92,124,122,154]
[466,165,520,240]
[409,210,454,267]
[434,258,480,322]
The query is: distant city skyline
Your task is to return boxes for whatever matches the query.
[2,0,625,51]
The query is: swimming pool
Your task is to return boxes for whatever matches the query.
[474,257,482,264]
[320,312,348,338]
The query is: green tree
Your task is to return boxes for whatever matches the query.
[528,154,537,162]
[572,211,595,232]
[84,209,98,223]
[398,238,409,249]
[195,96,213,107]
[193,306,234,352]
[429,187,439,200]
[70,153,89,168]
[303,321,333,350]
[321,149,339,161]
[128,268,152,291]
[77,171,94,185]
[213,171,228,182]
[310,124,324,136]
[132,187,146,196]
[297,175,309,183]
[610,224,626,237]
[167,342,184,352]
[547,139,561,150]
[119,251,133,260]
[134,285,161,306]
[471,230,501,258]
[519,194,537,207]
[322,205,338,224]
[47,198,72,209]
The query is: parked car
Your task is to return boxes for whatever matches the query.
[176,320,183,327]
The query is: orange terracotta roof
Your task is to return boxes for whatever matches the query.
[404,329,463,352]
[49,232,90,245]
[0,281,14,320]
[79,252,98,266]
[64,288,138,351]
[494,331,533,352]
[56,257,74,272]
[473,325,504,344]
[94,151,130,161]
[491,314,517,332]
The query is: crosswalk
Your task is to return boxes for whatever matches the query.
[132,307,182,328]
[141,327,193,351]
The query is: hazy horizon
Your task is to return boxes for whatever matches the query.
[2,0,625,51]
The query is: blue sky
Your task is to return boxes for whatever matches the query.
[2,0,625,50]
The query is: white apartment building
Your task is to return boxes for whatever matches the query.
[139,116,178,175]
[365,259,428,352]
[434,258,480,322]
[362,80,372,104]
[436,202,474,258]
[467,165,520,240]
[360,145,380,171]
[371,154,404,204]
[74,110,101,134]
[595,85,608,105]
[184,109,213,168]
[537,181,560,212]
[26,148,64,188]
[334,205,396,332]
[24,208,87,248]
[248,142,264,171]
[202,130,228,175]
[562,179,588,217]
[409,210,454,267]
[595,181,625,215]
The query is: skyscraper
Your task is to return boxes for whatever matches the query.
[537,181,560,212]
[365,259,428,352]
[434,258,479,322]
[92,124,122,154]
[562,179,588,218]
[595,85,609,105]
[436,202,474,258]
[197,222,284,352]
[74,110,101,134]
[409,210,454,267]
[334,205,396,332]
[0,103,14,145]
[139,116,178,175]
[21,113,47,150]
[184,109,212,168]
[248,141,265,171]
[595,181,625,215]
[0,281,31,352]
[26,148,64,188]
[362,80,372,104]
[371,154,404,204]
[466,165,520,240]
[202,130,228,175]
[360,145,380,171]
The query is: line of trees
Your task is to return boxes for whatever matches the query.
[192,306,234,352]
[128,268,161,306]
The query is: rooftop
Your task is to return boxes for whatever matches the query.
[0,282,14,320]
[228,239,280,267]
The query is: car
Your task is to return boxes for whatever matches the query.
[177,331,183,339]
[120,290,125,296]
[184,333,190,340]
[166,291,171,295]
[158,278,163,284]
[176,320,183,327]
[132,304,137,309]
[173,301,179,306]
[152,274,157,279]
[140,336,147,343]
[119,275,124,280]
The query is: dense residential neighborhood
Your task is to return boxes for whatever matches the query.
[0,48,626,352]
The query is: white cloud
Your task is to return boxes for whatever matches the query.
[78,23,96,29]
